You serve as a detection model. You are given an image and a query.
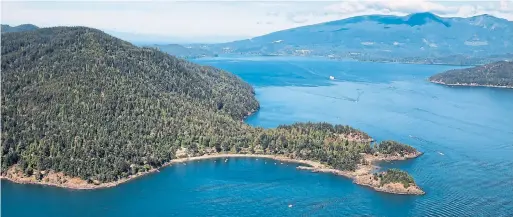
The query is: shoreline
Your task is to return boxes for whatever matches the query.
[429,80,513,89]
[1,153,424,195]
[0,154,323,190]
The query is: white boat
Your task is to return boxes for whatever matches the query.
[329,76,335,80]
[438,152,445,156]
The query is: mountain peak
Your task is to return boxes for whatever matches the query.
[403,12,450,27]
[323,12,451,27]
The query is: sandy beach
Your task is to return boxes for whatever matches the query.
[1,152,424,194]
[0,154,324,190]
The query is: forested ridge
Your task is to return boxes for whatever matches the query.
[1,27,417,184]
[429,60,513,87]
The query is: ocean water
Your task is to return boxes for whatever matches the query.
[2,57,513,217]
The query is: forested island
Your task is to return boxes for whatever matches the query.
[1,27,423,195]
[429,61,513,88]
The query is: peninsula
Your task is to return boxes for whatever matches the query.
[1,27,423,195]
[429,60,513,88]
[2,149,424,195]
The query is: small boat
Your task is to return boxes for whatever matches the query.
[438,152,445,156]
[329,76,335,80]
[288,204,293,208]
[225,159,228,162]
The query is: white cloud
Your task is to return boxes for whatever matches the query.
[325,0,453,15]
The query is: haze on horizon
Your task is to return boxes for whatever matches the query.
[2,0,513,43]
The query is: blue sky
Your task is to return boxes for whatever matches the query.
[2,1,513,42]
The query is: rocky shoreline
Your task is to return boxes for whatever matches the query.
[429,80,513,89]
[1,152,424,195]
[297,152,425,195]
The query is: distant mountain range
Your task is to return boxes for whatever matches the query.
[1,24,39,33]
[4,12,512,65]
[150,44,216,59]
[189,12,513,65]
[104,30,250,45]
[430,60,513,88]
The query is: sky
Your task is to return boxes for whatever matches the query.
[2,0,513,43]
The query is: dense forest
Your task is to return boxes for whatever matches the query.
[429,60,513,87]
[374,140,417,156]
[374,169,416,188]
[1,27,418,183]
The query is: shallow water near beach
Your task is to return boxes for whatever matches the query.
[2,56,513,217]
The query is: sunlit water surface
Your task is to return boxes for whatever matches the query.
[2,56,512,217]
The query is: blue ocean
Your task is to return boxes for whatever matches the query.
[2,57,512,217]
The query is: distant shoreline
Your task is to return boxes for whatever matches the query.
[429,80,513,89]
[1,153,424,195]
[201,54,477,67]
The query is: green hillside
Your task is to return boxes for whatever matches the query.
[430,61,513,88]
[1,27,417,183]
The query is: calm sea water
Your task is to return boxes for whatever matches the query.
[2,57,512,217]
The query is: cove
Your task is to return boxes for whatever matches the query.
[2,56,513,217]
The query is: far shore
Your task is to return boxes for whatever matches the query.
[429,80,513,89]
[1,152,424,195]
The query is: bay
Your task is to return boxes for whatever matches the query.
[2,56,512,216]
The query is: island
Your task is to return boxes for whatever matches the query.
[1,26,423,195]
[429,61,513,88]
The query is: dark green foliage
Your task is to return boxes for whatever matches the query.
[375,169,416,188]
[1,27,416,183]
[1,27,258,181]
[429,61,513,87]
[374,140,416,156]
[255,122,373,171]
